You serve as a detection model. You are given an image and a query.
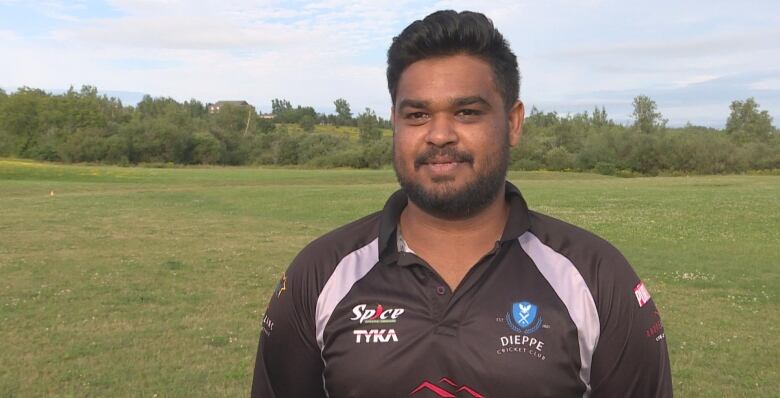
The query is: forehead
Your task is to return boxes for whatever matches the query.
[395,54,500,106]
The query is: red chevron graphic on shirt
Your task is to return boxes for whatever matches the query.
[409,377,485,397]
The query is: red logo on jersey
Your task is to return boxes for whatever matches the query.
[410,377,485,397]
[634,281,651,307]
[350,304,405,324]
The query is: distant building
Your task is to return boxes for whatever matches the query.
[207,100,254,114]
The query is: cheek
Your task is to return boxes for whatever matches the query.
[471,128,508,165]
[393,134,417,162]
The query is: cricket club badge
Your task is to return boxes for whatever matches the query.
[507,301,543,334]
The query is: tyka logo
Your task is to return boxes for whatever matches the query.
[506,301,543,334]
[409,377,485,398]
[350,304,405,324]
[353,329,398,343]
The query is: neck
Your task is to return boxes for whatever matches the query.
[400,184,509,245]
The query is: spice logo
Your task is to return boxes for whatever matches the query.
[410,377,484,397]
[350,304,405,324]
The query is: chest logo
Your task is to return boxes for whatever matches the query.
[507,301,543,334]
[350,304,405,324]
[353,329,398,343]
[495,300,548,360]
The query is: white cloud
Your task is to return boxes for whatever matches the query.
[0,29,20,41]
[750,78,780,91]
[1,0,778,124]
[56,16,324,50]
[673,75,720,88]
[552,29,780,60]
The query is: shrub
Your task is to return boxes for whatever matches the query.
[543,146,576,170]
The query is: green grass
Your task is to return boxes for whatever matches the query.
[1,159,778,397]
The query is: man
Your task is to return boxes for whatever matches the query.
[252,10,672,397]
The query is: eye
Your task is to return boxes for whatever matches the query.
[404,111,429,125]
[456,109,482,117]
[406,111,428,119]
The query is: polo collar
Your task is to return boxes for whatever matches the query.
[377,181,532,264]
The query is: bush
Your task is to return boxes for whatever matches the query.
[104,134,131,164]
[543,146,576,170]
[299,115,315,133]
[297,133,347,164]
[361,139,392,169]
[310,148,365,168]
[594,161,617,175]
[191,131,224,164]
[59,127,108,162]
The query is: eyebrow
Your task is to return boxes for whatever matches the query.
[397,96,492,110]
[451,96,491,108]
[397,99,429,109]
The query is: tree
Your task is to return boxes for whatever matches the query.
[255,117,275,134]
[333,98,352,126]
[590,106,609,127]
[0,87,47,156]
[271,99,292,116]
[631,95,666,134]
[725,97,774,142]
[299,115,315,132]
[357,108,381,143]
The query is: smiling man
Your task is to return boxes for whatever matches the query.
[252,10,672,398]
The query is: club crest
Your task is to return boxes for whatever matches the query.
[506,301,543,334]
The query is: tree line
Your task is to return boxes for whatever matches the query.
[0,85,777,175]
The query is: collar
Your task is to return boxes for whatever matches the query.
[377,181,532,264]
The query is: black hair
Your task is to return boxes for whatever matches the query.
[386,10,520,110]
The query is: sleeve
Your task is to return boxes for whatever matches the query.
[589,253,673,397]
[251,262,327,398]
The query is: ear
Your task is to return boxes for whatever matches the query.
[507,100,524,147]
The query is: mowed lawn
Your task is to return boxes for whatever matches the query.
[0,159,778,397]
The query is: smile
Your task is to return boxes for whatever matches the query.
[425,161,461,173]
[420,156,468,174]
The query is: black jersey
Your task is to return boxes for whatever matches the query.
[252,182,672,397]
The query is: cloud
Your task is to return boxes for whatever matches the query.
[751,78,780,91]
[57,16,322,50]
[530,71,780,127]
[552,29,780,60]
[1,0,779,125]
[0,29,20,41]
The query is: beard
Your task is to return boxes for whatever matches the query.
[393,134,509,220]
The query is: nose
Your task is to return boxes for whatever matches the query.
[425,114,457,147]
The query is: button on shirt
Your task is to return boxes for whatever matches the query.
[252,182,673,398]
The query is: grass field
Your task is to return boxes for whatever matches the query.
[1,159,778,397]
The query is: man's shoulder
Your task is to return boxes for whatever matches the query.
[526,210,628,271]
[525,210,643,313]
[288,210,383,276]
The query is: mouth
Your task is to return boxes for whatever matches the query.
[423,159,463,173]
[416,155,474,178]
[414,150,474,172]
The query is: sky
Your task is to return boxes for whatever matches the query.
[1,0,779,127]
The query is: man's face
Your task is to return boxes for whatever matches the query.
[391,54,524,219]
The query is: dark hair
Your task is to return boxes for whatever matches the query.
[386,10,520,110]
